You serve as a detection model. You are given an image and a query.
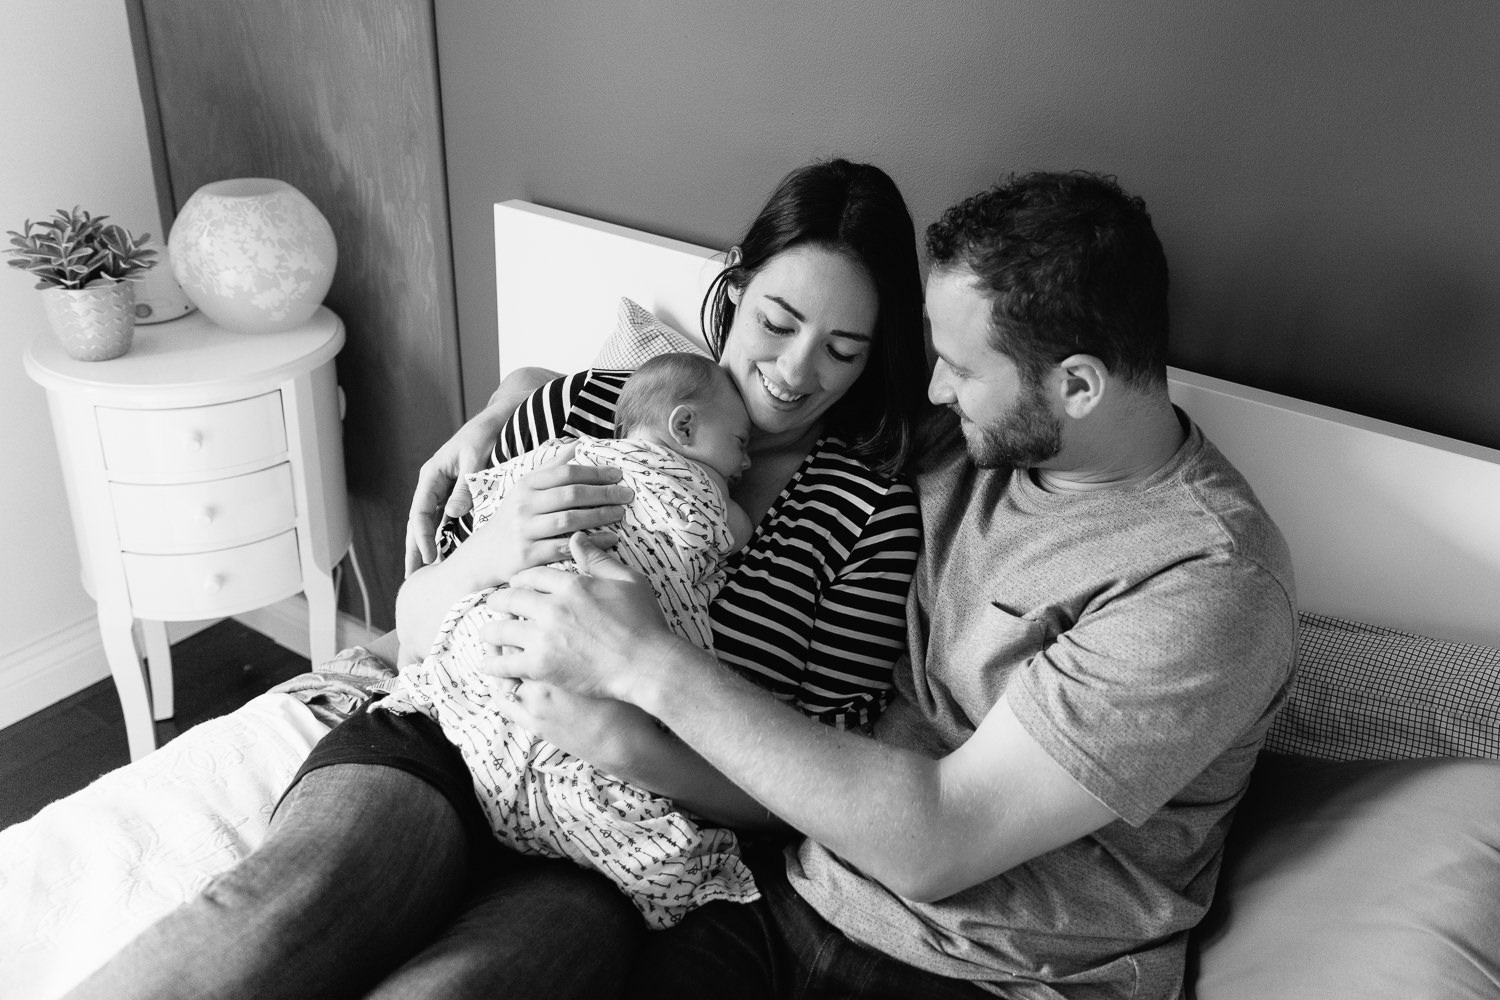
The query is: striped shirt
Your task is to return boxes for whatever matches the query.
[439,369,921,730]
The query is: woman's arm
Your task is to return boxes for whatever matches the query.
[394,454,632,663]
[404,366,560,575]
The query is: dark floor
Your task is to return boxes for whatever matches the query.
[0,620,310,831]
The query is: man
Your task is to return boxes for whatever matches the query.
[489,171,1298,999]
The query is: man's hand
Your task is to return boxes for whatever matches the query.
[485,677,662,780]
[480,533,685,706]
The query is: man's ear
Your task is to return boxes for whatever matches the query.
[1055,354,1107,418]
[667,404,696,447]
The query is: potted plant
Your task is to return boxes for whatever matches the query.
[6,207,158,361]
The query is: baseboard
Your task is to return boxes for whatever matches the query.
[0,618,110,731]
[232,594,385,661]
[0,598,383,733]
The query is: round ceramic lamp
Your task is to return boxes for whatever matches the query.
[168,178,337,334]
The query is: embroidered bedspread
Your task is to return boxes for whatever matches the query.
[0,691,332,998]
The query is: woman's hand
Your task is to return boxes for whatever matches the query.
[451,444,632,584]
[404,366,559,575]
[394,460,633,662]
[404,409,509,576]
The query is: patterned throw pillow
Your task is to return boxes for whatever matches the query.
[591,297,712,371]
[1265,612,1500,760]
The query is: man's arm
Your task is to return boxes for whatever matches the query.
[489,537,1117,903]
[631,641,1115,902]
[491,681,789,831]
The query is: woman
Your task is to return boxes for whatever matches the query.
[66,158,928,1000]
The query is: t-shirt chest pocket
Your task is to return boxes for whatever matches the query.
[932,602,1057,717]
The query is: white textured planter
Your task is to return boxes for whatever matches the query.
[40,281,136,361]
[169,178,337,334]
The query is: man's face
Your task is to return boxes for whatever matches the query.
[925,268,1062,470]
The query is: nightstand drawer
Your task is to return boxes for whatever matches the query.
[110,464,296,553]
[122,530,302,619]
[97,392,287,476]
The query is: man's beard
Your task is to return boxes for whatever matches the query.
[960,378,1063,470]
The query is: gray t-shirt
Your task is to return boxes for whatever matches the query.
[787,416,1297,1000]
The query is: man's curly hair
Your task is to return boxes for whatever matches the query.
[924,171,1170,388]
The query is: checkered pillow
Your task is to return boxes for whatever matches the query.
[591,297,711,370]
[1265,612,1500,760]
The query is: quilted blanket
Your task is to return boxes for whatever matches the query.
[0,692,330,999]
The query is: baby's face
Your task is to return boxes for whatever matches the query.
[682,381,752,483]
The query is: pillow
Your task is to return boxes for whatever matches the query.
[1190,752,1500,999]
[591,297,711,371]
[1266,612,1500,760]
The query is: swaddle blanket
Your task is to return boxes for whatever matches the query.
[380,436,759,928]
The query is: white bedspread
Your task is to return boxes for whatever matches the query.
[0,692,329,1000]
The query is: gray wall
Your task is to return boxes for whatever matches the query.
[436,1,1500,450]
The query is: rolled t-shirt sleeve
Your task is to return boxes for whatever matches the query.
[1009,551,1297,826]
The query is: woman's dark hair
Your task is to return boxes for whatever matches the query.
[924,170,1170,388]
[700,159,927,475]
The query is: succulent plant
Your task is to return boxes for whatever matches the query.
[5,207,157,290]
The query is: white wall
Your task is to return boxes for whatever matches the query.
[0,2,163,726]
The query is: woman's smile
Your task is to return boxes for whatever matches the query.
[723,245,878,446]
[756,368,810,406]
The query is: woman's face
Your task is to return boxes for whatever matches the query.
[722,245,879,448]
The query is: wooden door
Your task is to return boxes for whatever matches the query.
[129,0,462,633]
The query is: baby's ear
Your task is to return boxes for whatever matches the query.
[667,404,696,446]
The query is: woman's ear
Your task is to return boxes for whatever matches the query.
[725,247,744,306]
[667,404,696,447]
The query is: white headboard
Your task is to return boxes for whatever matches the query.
[494,201,720,379]
[495,199,1500,647]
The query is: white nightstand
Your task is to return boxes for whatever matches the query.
[25,307,351,760]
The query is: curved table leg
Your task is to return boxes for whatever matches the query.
[98,603,155,761]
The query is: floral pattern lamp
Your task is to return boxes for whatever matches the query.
[168,178,337,334]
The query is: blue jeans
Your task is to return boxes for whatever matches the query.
[63,763,644,1000]
[626,848,993,1000]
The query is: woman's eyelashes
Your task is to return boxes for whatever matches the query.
[758,312,863,365]
[758,312,792,337]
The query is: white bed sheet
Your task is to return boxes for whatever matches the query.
[0,692,329,1000]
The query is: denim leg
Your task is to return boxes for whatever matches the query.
[62,764,471,1000]
[371,850,646,1000]
[756,859,994,1000]
[625,896,782,1000]
[626,849,991,1000]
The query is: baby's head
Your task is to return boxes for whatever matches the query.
[616,352,751,484]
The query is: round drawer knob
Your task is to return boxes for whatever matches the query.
[203,574,225,594]
[195,507,215,527]
[185,431,204,452]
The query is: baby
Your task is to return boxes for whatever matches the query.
[380,352,758,929]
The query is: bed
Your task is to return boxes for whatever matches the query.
[3,200,1498,999]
